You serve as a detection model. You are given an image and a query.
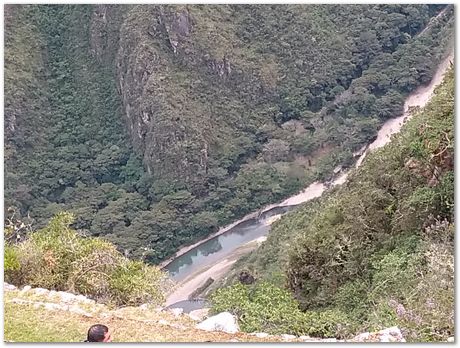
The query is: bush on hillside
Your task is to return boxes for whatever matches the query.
[4,245,21,273]
[362,220,454,341]
[4,212,169,307]
[284,67,454,342]
[210,282,351,338]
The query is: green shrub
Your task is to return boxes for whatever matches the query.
[210,282,351,337]
[66,238,123,300]
[334,278,371,325]
[108,260,166,306]
[436,171,454,217]
[14,212,92,289]
[368,241,453,341]
[5,212,168,307]
[303,309,353,338]
[281,67,454,341]
[4,245,20,275]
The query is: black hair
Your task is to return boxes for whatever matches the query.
[86,324,109,342]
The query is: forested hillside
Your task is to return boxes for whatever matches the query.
[4,4,454,263]
[212,66,454,342]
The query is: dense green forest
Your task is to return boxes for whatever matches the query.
[4,4,454,263]
[212,67,454,341]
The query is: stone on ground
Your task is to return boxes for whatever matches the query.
[281,334,296,340]
[353,326,405,342]
[196,312,239,334]
[169,307,183,317]
[251,332,269,338]
[32,288,50,296]
[188,308,210,321]
[21,285,31,292]
[4,283,17,291]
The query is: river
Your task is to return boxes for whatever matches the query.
[164,50,454,307]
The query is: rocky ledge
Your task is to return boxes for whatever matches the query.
[5,283,453,343]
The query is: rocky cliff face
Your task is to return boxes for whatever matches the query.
[105,4,454,189]
[89,5,126,65]
[114,5,254,185]
[116,6,205,181]
[4,5,49,161]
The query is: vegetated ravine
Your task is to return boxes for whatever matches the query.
[4,5,454,283]
[164,50,454,306]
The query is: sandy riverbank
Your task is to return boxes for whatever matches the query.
[165,238,264,306]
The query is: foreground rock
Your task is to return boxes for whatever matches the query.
[5,283,410,342]
[352,326,405,342]
[4,283,17,291]
[196,312,239,334]
[169,308,184,317]
[188,308,210,321]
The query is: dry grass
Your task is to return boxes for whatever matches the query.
[4,290,299,343]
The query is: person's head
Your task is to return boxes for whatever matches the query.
[86,324,112,342]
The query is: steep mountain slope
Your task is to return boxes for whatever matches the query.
[4,5,454,263]
[214,66,454,341]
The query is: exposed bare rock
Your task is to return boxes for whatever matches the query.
[196,312,239,334]
[281,120,308,135]
[89,5,125,64]
[20,285,31,293]
[159,6,192,54]
[299,335,311,341]
[169,307,184,317]
[250,332,270,338]
[206,56,232,77]
[189,308,210,321]
[4,283,17,291]
[351,326,405,342]
[32,288,50,296]
[281,334,296,340]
